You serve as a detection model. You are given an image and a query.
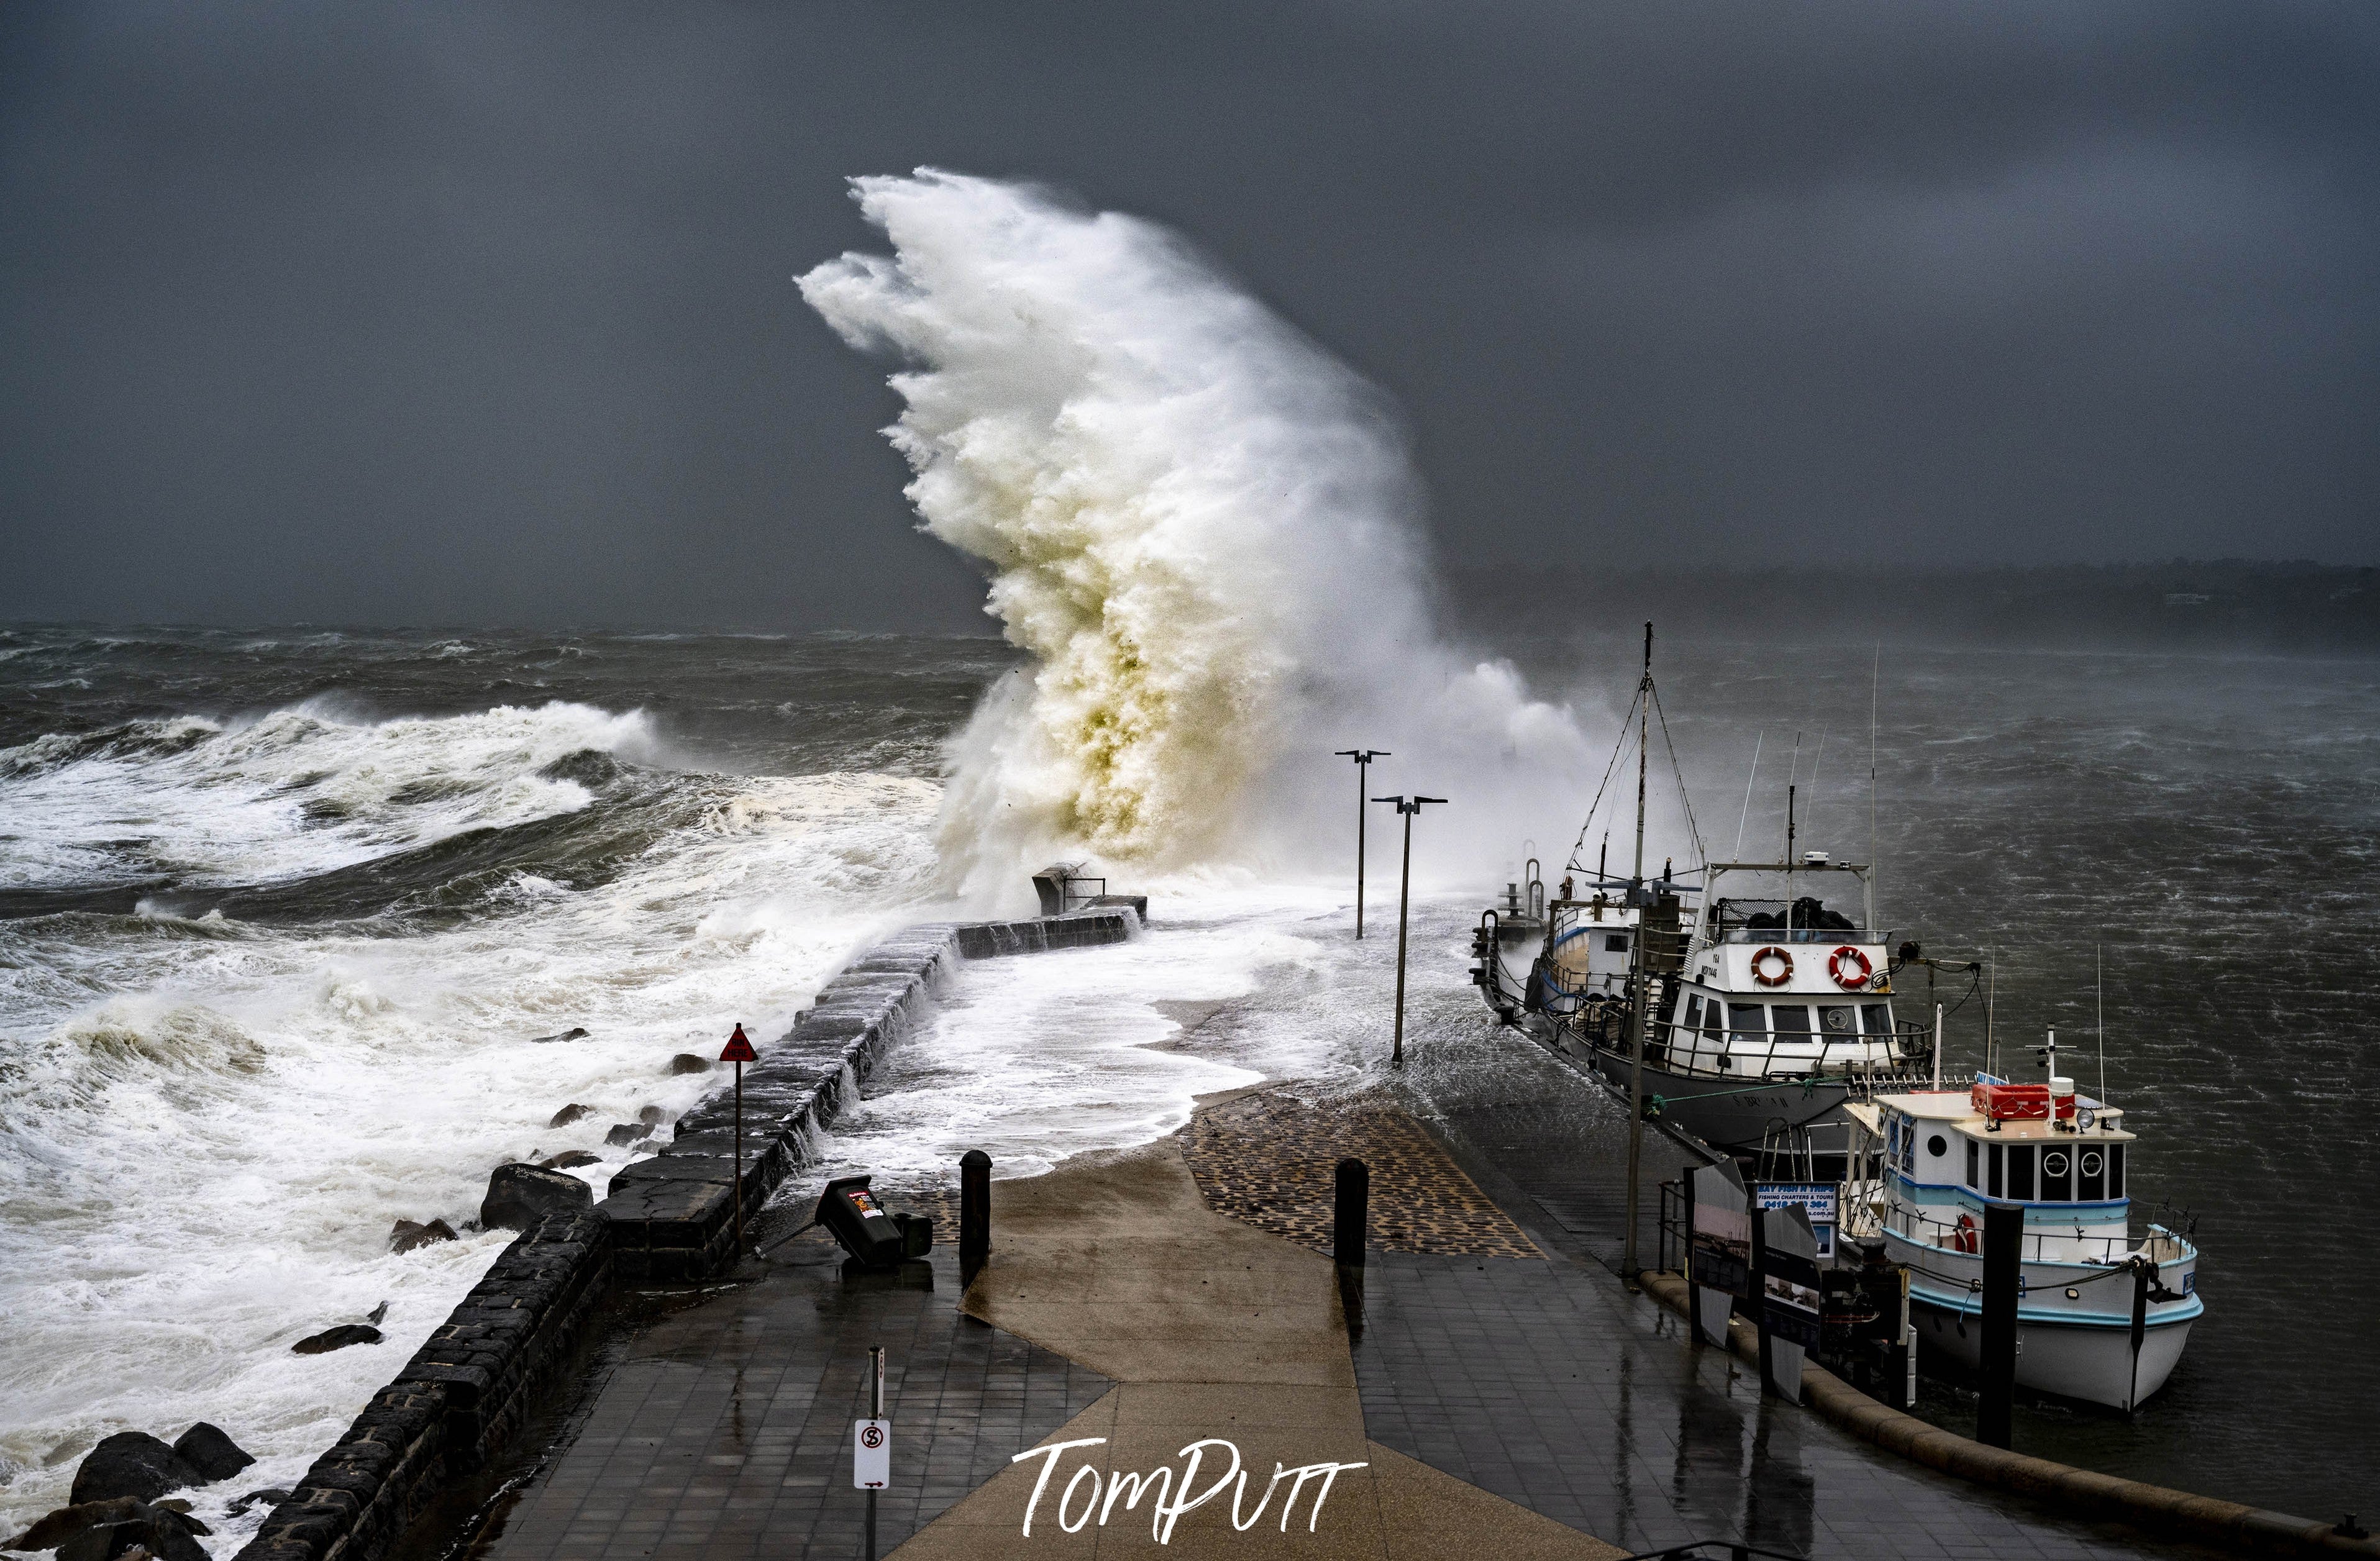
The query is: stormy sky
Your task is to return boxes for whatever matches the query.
[2,1,2374,630]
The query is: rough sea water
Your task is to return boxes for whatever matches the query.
[2,170,2373,1545]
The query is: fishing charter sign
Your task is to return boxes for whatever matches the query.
[1009,1437,1367,1543]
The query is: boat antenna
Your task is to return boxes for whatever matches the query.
[1868,643,1881,924]
[1785,783,1797,929]
[2097,942,2108,1104]
[1733,730,1763,859]
[1985,945,1997,1075]
[1598,833,1608,880]
[1624,621,1653,1281]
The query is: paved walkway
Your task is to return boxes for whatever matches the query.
[892,1140,1620,1561]
[478,1217,1108,1561]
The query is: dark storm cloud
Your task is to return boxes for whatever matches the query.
[0,0,2373,627]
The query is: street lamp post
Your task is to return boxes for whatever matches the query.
[1335,749,1388,937]
[1372,794,1446,1068]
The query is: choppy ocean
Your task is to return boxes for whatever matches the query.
[2,625,2374,1545]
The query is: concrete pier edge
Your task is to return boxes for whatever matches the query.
[1636,1268,2380,1559]
[232,906,1137,1561]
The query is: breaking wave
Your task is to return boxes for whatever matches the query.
[801,170,1593,898]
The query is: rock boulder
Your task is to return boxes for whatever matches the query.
[480,1162,592,1232]
[667,1054,710,1075]
[539,1150,600,1170]
[603,1122,650,1146]
[388,1217,459,1254]
[5,1497,148,1552]
[290,1324,382,1355]
[547,1103,593,1127]
[67,1434,198,1506]
[529,1027,590,1044]
[168,1423,252,1483]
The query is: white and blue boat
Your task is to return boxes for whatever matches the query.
[1845,1056,2203,1410]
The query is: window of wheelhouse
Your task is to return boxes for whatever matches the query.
[1817,1005,1858,1042]
[2107,1142,2125,1198]
[1726,1004,1766,1046]
[2007,1144,2037,1200]
[1772,1004,1812,1040]
[2076,1146,2105,1201]
[1965,1137,1979,1189]
[1861,1003,1892,1035]
[1987,1142,2004,1198]
[2040,1145,2073,1201]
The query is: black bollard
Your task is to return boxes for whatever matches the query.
[1977,1201,2023,1448]
[1333,1157,1369,1332]
[959,1150,990,1286]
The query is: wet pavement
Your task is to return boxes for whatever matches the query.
[1353,1035,2225,1559]
[478,1224,1108,1561]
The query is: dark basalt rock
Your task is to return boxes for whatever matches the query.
[57,1513,208,1561]
[529,1027,590,1044]
[603,1122,650,1147]
[290,1323,383,1355]
[539,1150,601,1170]
[636,1104,667,1125]
[667,1053,711,1075]
[5,1496,148,1552]
[167,1422,252,1483]
[67,1434,199,1506]
[480,1161,593,1232]
[389,1217,459,1254]
[227,1488,291,1516]
[547,1103,594,1127]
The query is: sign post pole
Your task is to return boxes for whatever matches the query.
[855,1344,888,1560]
[720,1023,757,1257]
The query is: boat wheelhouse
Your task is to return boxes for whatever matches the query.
[1479,853,1934,1158]
[1845,1067,2202,1410]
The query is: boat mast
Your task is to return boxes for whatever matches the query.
[1624,622,1653,1281]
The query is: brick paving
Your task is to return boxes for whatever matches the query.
[478,1221,1106,1561]
[1178,1087,1540,1260]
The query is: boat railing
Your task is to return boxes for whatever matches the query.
[1644,1013,1929,1083]
[1883,1201,2193,1267]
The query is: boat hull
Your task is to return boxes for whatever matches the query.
[1585,1042,1853,1153]
[1909,1292,2195,1409]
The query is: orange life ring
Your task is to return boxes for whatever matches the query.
[1750,945,1794,987]
[1828,945,1874,990]
[1954,1213,1979,1254]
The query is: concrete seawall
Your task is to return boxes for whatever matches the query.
[233,908,1136,1561]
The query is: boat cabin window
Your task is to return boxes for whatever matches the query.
[1817,1004,1858,1037]
[1605,934,1629,953]
[1682,994,1703,1032]
[1726,1003,1766,1044]
[2040,1147,2072,1201]
[2007,1145,2036,1201]
[2107,1142,2125,1198]
[1987,1142,2004,1198]
[1772,1004,1812,1036]
[2077,1147,2105,1201]
[1966,1137,1980,1188]
[1861,1003,1892,1035]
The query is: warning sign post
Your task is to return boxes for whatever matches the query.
[855,1344,888,1559]
[719,1023,755,1254]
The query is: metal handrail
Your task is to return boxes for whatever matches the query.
[1706,926,1881,945]
[1875,1198,2193,1265]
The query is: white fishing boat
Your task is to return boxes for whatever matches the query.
[1470,627,1935,1162]
[1842,1047,2203,1410]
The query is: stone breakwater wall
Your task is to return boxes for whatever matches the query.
[233,908,1137,1561]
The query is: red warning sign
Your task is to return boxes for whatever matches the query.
[719,1023,757,1063]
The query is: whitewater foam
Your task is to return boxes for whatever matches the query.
[801,171,1599,899]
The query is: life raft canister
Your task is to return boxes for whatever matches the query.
[1828,945,1874,990]
[1750,945,1794,987]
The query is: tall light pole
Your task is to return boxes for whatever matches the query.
[1372,794,1446,1068]
[1336,749,1388,937]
